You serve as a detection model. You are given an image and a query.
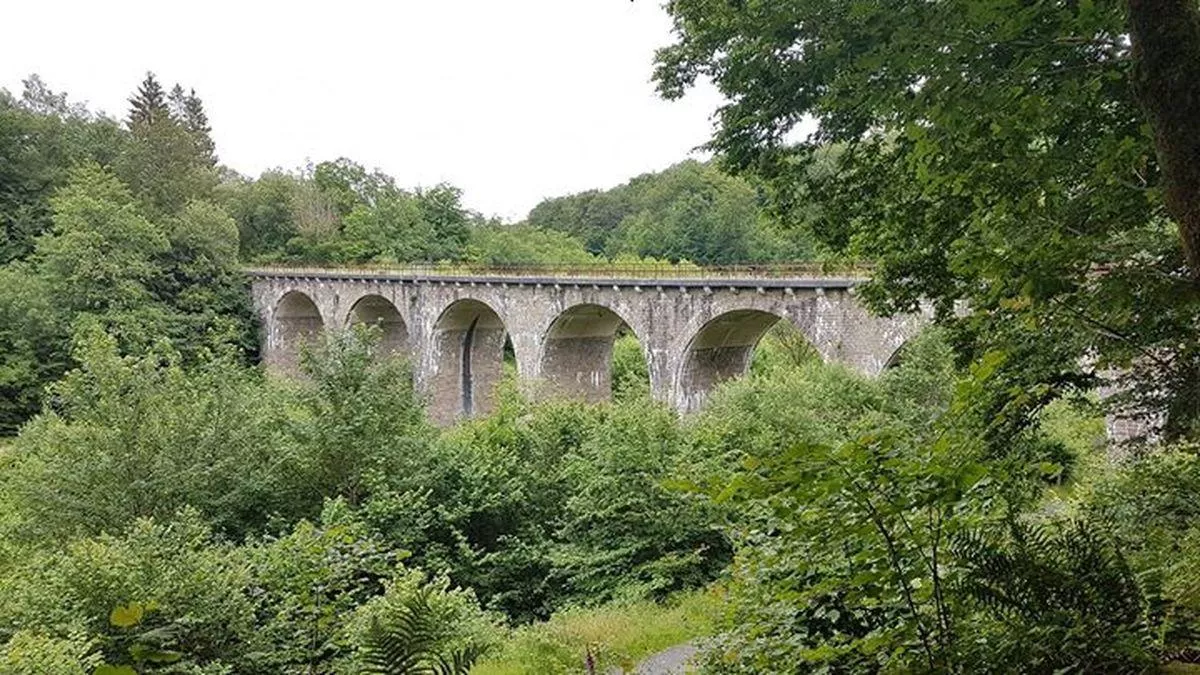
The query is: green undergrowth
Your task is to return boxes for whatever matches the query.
[472,588,723,675]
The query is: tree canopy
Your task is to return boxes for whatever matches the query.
[655,0,1200,439]
[526,159,818,264]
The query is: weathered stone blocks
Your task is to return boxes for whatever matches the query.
[249,271,925,424]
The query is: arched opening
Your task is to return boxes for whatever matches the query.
[540,304,646,403]
[429,299,508,425]
[749,320,822,376]
[611,326,650,402]
[678,310,810,413]
[272,290,324,374]
[882,340,911,371]
[347,295,409,358]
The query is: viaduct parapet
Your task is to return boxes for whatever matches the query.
[248,267,927,425]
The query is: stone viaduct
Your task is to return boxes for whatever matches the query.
[249,267,928,425]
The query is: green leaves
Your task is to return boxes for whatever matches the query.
[356,588,484,675]
[658,0,1200,439]
[93,666,136,675]
[525,160,816,264]
[107,604,143,629]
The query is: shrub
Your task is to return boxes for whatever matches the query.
[0,510,255,670]
[0,324,287,545]
[954,518,1163,672]
[554,401,730,604]
[245,500,402,672]
[344,570,498,673]
[288,326,434,508]
[0,631,100,675]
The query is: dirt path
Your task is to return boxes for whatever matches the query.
[626,643,699,674]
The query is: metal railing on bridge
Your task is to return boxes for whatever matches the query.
[244,261,873,281]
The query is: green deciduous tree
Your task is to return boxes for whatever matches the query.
[687,329,1165,671]
[289,327,433,508]
[154,199,259,362]
[466,222,596,266]
[526,160,816,264]
[0,81,126,263]
[37,164,167,313]
[0,158,257,433]
[0,266,67,433]
[555,403,730,604]
[416,183,471,261]
[216,170,302,259]
[655,0,1200,439]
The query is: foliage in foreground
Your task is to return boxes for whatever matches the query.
[473,588,722,675]
[0,326,730,626]
[0,506,496,674]
[656,0,1200,442]
[0,317,1194,671]
[691,333,1196,672]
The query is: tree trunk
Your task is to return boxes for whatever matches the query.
[1127,0,1200,279]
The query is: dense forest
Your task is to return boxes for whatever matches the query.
[2,0,1200,670]
[0,73,809,436]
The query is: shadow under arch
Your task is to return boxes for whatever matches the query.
[882,340,911,371]
[429,298,508,425]
[272,290,324,374]
[346,294,410,358]
[676,309,817,413]
[539,303,645,403]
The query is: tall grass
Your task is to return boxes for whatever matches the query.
[472,588,723,675]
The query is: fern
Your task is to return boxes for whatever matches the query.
[953,518,1164,671]
[358,588,483,675]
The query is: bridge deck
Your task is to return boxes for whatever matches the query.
[245,264,869,289]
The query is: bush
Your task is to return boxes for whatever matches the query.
[288,326,434,508]
[360,392,590,622]
[0,324,287,546]
[0,631,100,675]
[611,332,650,402]
[691,331,974,672]
[954,518,1163,672]
[0,504,493,674]
[343,570,498,673]
[245,500,402,672]
[1085,446,1200,658]
[555,402,730,604]
[0,510,255,670]
[360,391,730,623]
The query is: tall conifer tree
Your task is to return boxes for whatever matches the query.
[167,83,187,121]
[182,89,216,166]
[127,72,167,128]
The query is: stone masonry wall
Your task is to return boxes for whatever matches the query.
[250,272,927,424]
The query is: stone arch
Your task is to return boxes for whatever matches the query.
[272,290,324,374]
[429,298,509,425]
[539,303,644,403]
[675,309,794,413]
[882,339,912,370]
[346,294,409,357]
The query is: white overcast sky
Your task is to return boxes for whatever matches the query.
[0,0,726,221]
